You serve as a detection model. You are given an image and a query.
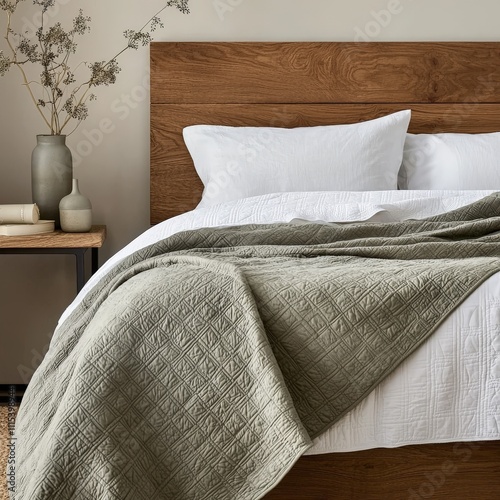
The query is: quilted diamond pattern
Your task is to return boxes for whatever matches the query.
[12,193,500,499]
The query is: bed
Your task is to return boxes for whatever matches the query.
[148,42,500,499]
[11,42,500,499]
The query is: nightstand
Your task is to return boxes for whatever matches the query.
[0,225,106,293]
[0,225,106,401]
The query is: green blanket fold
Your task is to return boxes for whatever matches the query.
[12,194,500,500]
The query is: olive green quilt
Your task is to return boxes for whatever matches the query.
[11,194,500,499]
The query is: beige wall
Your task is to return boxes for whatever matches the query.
[1,0,499,383]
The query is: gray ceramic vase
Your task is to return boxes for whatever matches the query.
[31,134,73,227]
[59,179,92,232]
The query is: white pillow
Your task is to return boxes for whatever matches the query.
[400,132,500,190]
[183,110,411,208]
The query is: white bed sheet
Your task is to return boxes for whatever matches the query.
[59,190,500,453]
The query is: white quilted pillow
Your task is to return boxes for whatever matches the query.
[183,110,411,208]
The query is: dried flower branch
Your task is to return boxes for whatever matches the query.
[0,0,190,135]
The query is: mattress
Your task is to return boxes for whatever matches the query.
[59,189,500,454]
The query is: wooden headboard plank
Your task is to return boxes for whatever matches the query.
[151,102,500,223]
[150,42,500,224]
[151,42,500,105]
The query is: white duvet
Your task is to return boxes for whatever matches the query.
[60,190,500,454]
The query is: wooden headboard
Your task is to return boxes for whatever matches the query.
[150,42,500,224]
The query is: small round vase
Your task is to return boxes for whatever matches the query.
[31,134,73,228]
[59,179,92,232]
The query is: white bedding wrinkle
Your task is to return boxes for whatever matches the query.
[58,189,499,454]
[183,110,411,208]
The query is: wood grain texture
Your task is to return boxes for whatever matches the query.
[151,42,500,104]
[263,441,500,499]
[0,225,106,248]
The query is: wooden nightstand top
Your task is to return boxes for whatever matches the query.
[0,225,106,249]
